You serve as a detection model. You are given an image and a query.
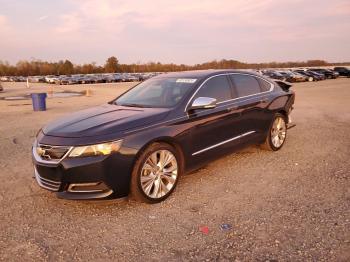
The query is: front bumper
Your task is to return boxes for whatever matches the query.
[32,143,135,200]
[34,166,114,199]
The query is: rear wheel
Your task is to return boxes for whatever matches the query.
[261,113,287,151]
[130,143,181,203]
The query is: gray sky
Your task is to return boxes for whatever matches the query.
[0,0,349,65]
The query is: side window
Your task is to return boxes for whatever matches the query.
[194,75,232,102]
[257,78,272,92]
[230,74,261,97]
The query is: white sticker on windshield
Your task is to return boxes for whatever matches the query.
[176,78,197,84]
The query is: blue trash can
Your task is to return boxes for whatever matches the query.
[31,93,47,111]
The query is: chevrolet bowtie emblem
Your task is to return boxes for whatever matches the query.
[37,147,51,159]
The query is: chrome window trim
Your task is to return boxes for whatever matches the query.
[123,73,274,134]
[192,130,256,156]
[108,74,273,135]
[186,93,271,118]
[124,92,272,134]
[185,73,274,112]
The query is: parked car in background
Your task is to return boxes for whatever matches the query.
[18,76,27,82]
[308,71,325,81]
[97,75,107,83]
[59,76,79,85]
[121,74,139,82]
[105,74,115,83]
[277,71,295,82]
[329,69,340,78]
[28,76,39,83]
[84,75,97,84]
[333,67,350,77]
[32,70,295,203]
[304,70,326,81]
[309,69,338,79]
[0,76,9,81]
[80,75,91,84]
[45,75,58,83]
[73,75,82,84]
[28,76,46,83]
[5,76,25,82]
[291,71,309,82]
[294,70,318,81]
[59,76,70,85]
[1,67,345,86]
[138,73,154,81]
[277,71,307,82]
[262,70,286,81]
[106,74,123,83]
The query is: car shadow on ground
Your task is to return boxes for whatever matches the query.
[35,144,265,212]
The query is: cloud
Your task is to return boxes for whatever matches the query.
[56,13,83,33]
[54,0,279,34]
[38,15,49,21]
[0,15,11,33]
[1,1,349,64]
[325,0,350,16]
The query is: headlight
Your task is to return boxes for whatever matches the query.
[68,140,123,158]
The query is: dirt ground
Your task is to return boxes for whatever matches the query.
[0,79,349,261]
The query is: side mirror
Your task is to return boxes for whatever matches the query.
[189,97,217,111]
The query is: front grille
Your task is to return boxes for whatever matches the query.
[35,144,71,162]
[35,167,61,191]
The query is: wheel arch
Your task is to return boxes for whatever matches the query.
[132,136,186,174]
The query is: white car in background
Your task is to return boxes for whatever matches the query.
[0,76,9,81]
[45,75,59,83]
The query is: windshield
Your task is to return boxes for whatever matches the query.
[115,77,197,108]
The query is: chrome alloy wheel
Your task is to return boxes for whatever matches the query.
[140,150,178,199]
[271,116,287,148]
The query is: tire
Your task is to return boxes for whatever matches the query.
[130,142,181,203]
[261,113,287,151]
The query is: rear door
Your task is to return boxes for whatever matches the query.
[229,74,273,140]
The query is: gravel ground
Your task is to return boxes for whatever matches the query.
[0,79,349,261]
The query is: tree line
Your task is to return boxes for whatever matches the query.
[0,56,347,76]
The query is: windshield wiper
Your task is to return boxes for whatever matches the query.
[120,103,146,108]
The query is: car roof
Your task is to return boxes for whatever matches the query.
[154,69,260,80]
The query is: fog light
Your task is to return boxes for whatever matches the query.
[67,182,109,193]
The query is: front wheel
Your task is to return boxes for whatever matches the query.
[130,143,181,203]
[261,113,287,151]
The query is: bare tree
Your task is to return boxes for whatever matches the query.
[104,56,119,73]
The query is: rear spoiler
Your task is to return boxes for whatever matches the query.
[274,80,292,91]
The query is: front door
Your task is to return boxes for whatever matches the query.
[185,75,244,166]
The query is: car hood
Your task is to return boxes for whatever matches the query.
[43,104,171,138]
